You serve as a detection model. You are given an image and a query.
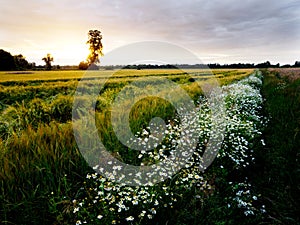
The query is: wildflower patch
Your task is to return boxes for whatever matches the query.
[72,71,266,224]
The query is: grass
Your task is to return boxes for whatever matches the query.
[71,71,265,225]
[0,69,252,107]
[0,69,253,83]
[1,68,298,224]
[250,69,300,224]
[0,122,91,224]
[0,68,254,224]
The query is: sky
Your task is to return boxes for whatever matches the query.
[0,0,299,65]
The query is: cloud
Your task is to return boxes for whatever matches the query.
[0,0,299,64]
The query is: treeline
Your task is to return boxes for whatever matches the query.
[208,61,300,69]
[0,49,35,71]
[123,64,177,70]
[1,48,300,71]
[106,61,300,70]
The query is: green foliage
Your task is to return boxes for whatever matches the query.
[0,122,90,224]
[0,69,255,224]
[71,71,266,224]
[0,97,71,136]
[14,54,30,70]
[250,69,300,224]
[51,95,74,123]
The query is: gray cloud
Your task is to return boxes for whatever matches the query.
[0,0,299,64]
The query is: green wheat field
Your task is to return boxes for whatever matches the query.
[0,68,299,225]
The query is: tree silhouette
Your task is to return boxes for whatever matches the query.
[42,53,54,70]
[14,54,29,70]
[0,49,16,71]
[78,61,89,70]
[86,30,103,66]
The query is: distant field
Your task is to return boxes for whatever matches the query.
[268,68,300,81]
[0,68,253,83]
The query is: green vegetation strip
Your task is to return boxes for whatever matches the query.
[0,69,254,224]
[250,69,300,225]
[72,71,266,224]
[0,69,252,83]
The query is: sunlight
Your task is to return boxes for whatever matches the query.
[52,44,90,65]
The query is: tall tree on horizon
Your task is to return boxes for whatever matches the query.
[86,29,103,67]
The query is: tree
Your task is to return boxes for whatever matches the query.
[0,49,16,71]
[14,54,29,70]
[256,61,271,68]
[42,53,54,70]
[86,30,103,67]
[78,61,89,70]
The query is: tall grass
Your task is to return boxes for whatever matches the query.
[0,122,90,224]
[71,70,265,225]
[0,69,253,224]
[250,69,300,224]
